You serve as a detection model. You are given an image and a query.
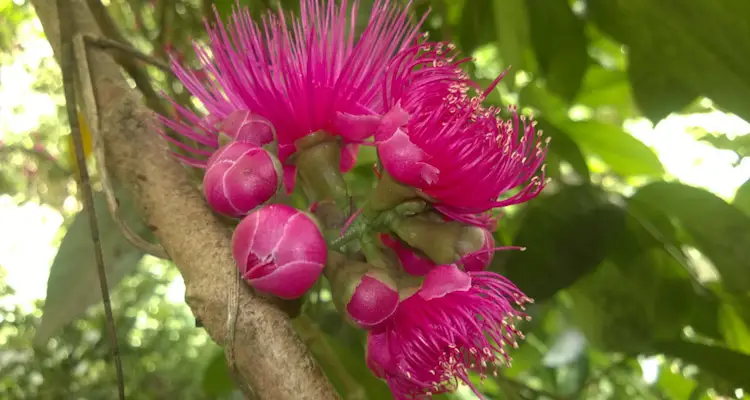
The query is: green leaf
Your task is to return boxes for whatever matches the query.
[35,186,150,344]
[658,367,698,400]
[499,185,626,301]
[537,119,590,182]
[628,47,698,123]
[718,303,750,355]
[576,65,638,120]
[698,133,750,159]
[655,339,750,390]
[630,181,750,292]
[202,350,235,397]
[734,179,750,216]
[458,0,495,54]
[526,0,589,101]
[520,82,663,177]
[492,0,530,86]
[587,0,750,123]
[558,120,664,177]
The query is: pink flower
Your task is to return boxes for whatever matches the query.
[203,142,283,217]
[158,0,424,179]
[366,264,531,399]
[232,204,326,299]
[376,43,549,221]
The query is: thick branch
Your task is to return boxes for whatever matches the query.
[30,1,338,399]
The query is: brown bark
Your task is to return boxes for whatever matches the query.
[30,1,339,399]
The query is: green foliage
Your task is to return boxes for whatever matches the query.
[2,0,750,399]
[35,184,154,344]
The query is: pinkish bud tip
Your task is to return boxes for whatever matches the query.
[346,274,400,329]
[219,110,276,147]
[203,142,283,218]
[380,234,435,276]
[458,227,495,272]
[232,204,327,299]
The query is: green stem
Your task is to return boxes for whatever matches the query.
[360,234,388,269]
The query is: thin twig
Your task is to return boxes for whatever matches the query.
[74,33,169,259]
[84,35,171,72]
[57,1,125,398]
[85,0,168,115]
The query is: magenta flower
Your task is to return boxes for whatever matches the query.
[366,264,531,399]
[158,0,424,182]
[203,142,283,217]
[232,204,327,299]
[376,43,549,223]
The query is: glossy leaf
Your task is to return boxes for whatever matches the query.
[560,120,664,177]
[499,185,627,301]
[526,0,588,101]
[655,339,750,390]
[628,48,698,124]
[735,179,750,216]
[35,187,150,344]
[630,181,750,292]
[202,350,235,397]
[492,0,530,87]
[458,0,494,54]
[537,119,590,182]
[587,0,750,122]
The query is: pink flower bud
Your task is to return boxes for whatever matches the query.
[232,204,326,299]
[346,273,400,329]
[202,142,283,217]
[457,226,495,272]
[219,110,275,147]
[379,234,435,276]
[328,258,400,329]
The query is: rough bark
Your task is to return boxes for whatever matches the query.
[30,1,339,399]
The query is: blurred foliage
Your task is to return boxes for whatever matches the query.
[1,0,750,399]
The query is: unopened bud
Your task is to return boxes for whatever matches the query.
[327,259,399,329]
[203,142,283,217]
[232,204,326,299]
[455,226,495,272]
[219,110,275,147]
[379,234,435,276]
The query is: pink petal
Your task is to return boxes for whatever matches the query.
[333,112,381,142]
[378,128,439,187]
[418,264,472,300]
[340,144,360,173]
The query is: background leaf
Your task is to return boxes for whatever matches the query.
[630,182,750,292]
[526,0,588,102]
[498,185,626,301]
[35,185,149,344]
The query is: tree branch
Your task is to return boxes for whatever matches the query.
[29,1,339,399]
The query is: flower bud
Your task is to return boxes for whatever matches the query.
[327,258,400,329]
[203,142,283,217]
[456,226,495,272]
[379,234,435,276]
[232,204,326,299]
[219,110,275,147]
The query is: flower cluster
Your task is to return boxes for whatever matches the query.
[157,0,548,398]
